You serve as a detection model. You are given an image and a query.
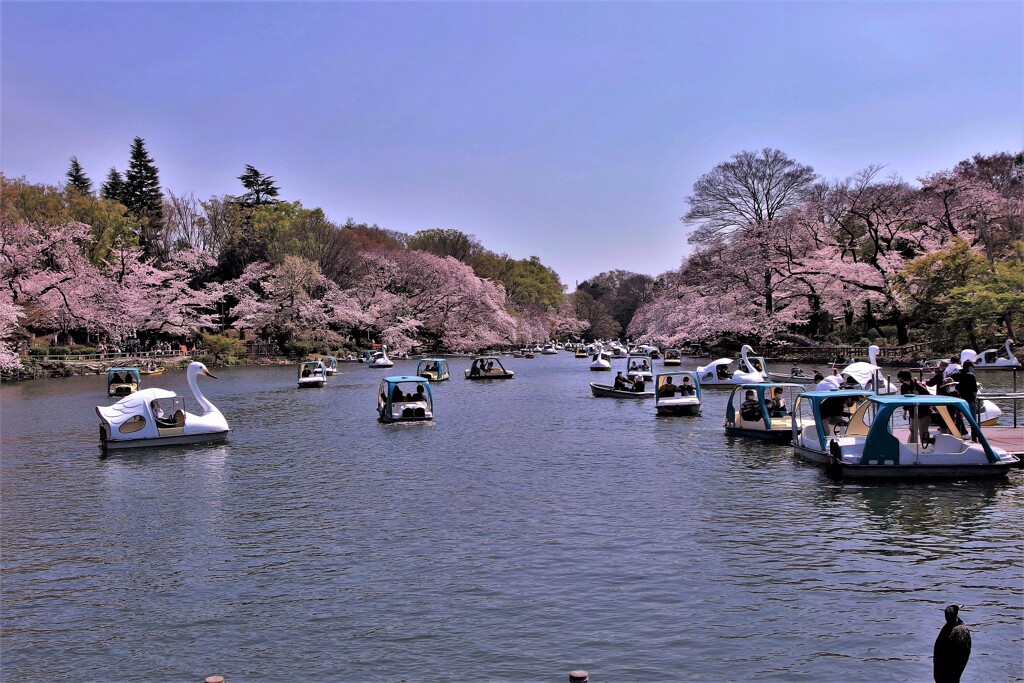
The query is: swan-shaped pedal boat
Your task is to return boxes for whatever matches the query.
[96,361,229,450]
[369,345,395,368]
[696,345,767,386]
[961,338,1020,370]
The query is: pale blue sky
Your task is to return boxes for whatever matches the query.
[2,1,1021,288]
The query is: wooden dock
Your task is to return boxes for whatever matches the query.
[983,427,1024,459]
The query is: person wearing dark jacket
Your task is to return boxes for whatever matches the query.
[952,361,980,441]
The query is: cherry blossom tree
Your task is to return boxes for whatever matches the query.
[226,255,367,344]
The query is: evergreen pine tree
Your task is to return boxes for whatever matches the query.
[237,165,281,207]
[121,137,164,259]
[66,156,93,195]
[100,167,125,202]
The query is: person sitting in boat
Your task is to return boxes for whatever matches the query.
[717,364,731,380]
[631,376,646,392]
[302,366,312,377]
[679,376,695,396]
[739,390,761,422]
[613,371,628,391]
[146,360,157,372]
[769,387,787,417]
[391,384,406,404]
[470,360,481,377]
[630,361,639,371]
[641,360,650,371]
[658,377,678,397]
[486,360,494,372]
[413,384,427,402]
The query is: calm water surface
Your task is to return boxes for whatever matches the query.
[2,356,1022,681]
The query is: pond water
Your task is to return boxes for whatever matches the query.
[2,355,1022,681]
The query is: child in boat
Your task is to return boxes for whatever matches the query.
[769,387,787,416]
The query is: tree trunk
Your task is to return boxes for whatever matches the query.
[764,268,773,314]
[966,320,978,350]
[895,317,909,345]
[1004,312,1016,340]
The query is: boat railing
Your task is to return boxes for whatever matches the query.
[977,393,1024,428]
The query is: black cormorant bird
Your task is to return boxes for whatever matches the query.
[933,604,971,683]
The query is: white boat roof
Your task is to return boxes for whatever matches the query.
[97,387,178,420]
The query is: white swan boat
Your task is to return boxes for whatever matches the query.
[791,392,1018,478]
[96,362,229,450]
[654,371,701,416]
[541,343,559,355]
[589,351,612,371]
[297,360,327,388]
[961,339,1020,370]
[696,345,767,386]
[369,345,394,368]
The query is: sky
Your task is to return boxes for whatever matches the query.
[2,1,1022,289]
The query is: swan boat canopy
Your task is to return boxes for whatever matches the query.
[97,362,229,450]
[589,352,612,371]
[416,358,450,382]
[792,392,1018,478]
[107,367,141,397]
[961,339,1020,370]
[465,356,514,379]
[321,356,339,376]
[378,376,433,423]
[839,345,895,394]
[725,383,806,443]
[662,349,683,366]
[541,343,559,355]
[297,360,327,388]
[625,353,654,382]
[654,371,702,416]
[574,347,589,358]
[697,346,767,386]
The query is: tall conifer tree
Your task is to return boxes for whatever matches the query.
[100,167,125,202]
[66,156,93,195]
[121,137,164,259]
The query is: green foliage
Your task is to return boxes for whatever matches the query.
[66,156,93,195]
[201,333,246,357]
[282,340,332,357]
[407,228,482,262]
[945,241,1024,341]
[474,253,565,310]
[896,238,989,340]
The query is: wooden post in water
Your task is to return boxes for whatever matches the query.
[569,670,589,683]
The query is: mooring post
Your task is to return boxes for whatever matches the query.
[569,670,589,682]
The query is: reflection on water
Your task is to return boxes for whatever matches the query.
[2,358,1022,682]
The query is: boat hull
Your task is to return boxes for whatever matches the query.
[101,429,230,451]
[827,461,1015,479]
[724,426,792,443]
[590,383,653,399]
[656,404,701,416]
[297,379,326,388]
